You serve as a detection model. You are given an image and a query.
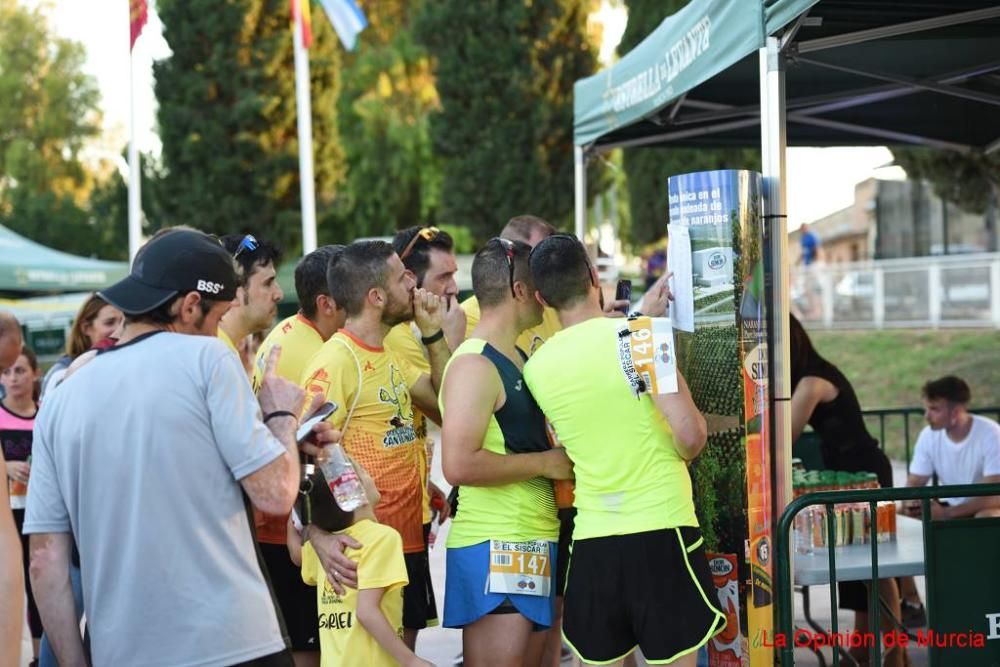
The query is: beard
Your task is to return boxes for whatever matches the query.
[382,293,414,327]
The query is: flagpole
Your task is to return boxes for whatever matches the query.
[292,4,318,254]
[128,45,142,261]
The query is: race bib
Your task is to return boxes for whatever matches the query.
[616,316,678,396]
[488,539,551,597]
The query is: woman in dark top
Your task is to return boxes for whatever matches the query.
[789,315,906,667]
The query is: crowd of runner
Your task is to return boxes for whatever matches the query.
[2,217,725,667]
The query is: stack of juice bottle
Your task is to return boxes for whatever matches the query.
[792,470,896,554]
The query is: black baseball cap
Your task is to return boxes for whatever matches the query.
[99,229,239,315]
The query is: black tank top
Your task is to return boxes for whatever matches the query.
[480,344,550,454]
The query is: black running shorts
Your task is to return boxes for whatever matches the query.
[561,527,726,664]
[403,530,439,630]
[259,543,319,651]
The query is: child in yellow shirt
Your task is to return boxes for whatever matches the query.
[288,463,432,667]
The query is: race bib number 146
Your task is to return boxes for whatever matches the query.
[617,316,678,396]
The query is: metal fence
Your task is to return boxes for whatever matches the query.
[791,252,1000,329]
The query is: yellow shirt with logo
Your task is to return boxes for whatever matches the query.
[251,314,326,544]
[461,296,562,357]
[301,519,408,667]
[301,330,425,553]
[383,322,435,525]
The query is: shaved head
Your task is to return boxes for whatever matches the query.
[0,311,22,372]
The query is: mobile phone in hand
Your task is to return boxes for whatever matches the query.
[295,401,339,443]
[615,279,632,314]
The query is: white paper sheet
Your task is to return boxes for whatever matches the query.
[667,223,694,332]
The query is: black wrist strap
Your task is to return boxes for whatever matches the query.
[264,410,297,424]
[421,329,445,345]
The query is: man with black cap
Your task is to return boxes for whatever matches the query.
[24,229,335,667]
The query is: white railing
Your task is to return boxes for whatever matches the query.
[790,252,1000,329]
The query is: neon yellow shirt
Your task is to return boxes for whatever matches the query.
[441,338,559,548]
[217,327,238,354]
[383,322,435,525]
[301,520,408,667]
[523,317,698,540]
[301,329,425,553]
[251,313,326,544]
[461,296,562,357]
[252,313,325,394]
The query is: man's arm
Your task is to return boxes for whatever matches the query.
[441,355,572,487]
[937,475,1000,519]
[651,371,707,460]
[0,450,23,666]
[413,288,448,392]
[30,533,86,666]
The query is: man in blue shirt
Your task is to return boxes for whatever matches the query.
[799,223,820,266]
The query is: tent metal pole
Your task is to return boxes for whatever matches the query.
[574,146,586,241]
[759,34,792,547]
[798,6,1000,54]
[786,113,973,153]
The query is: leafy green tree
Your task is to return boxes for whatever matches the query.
[415,0,600,243]
[326,0,442,240]
[154,0,345,253]
[892,147,1000,214]
[0,0,104,254]
[618,0,759,247]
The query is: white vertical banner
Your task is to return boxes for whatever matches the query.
[127,41,142,261]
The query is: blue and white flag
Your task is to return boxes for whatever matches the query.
[317,0,368,51]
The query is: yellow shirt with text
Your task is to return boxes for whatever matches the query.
[461,296,562,356]
[301,330,425,553]
[301,519,408,667]
[217,327,239,354]
[383,322,435,525]
[251,313,326,543]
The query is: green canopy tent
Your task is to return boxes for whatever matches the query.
[0,224,128,293]
[575,8,1000,657]
[573,0,1000,527]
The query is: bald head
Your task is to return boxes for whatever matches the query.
[501,215,556,249]
[0,311,23,372]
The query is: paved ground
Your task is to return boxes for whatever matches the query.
[417,438,928,666]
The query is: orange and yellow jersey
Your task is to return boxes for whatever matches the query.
[461,296,562,357]
[250,313,326,544]
[383,322,435,525]
[301,329,425,553]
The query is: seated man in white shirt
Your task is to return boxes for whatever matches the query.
[899,375,1000,625]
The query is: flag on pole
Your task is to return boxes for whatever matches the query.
[316,0,368,51]
[129,0,148,51]
[290,0,314,49]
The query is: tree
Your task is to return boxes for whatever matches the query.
[153,0,345,253]
[326,0,442,240]
[415,0,600,243]
[892,147,1000,214]
[0,0,104,254]
[618,0,759,247]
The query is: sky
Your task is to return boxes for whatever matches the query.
[28,0,903,230]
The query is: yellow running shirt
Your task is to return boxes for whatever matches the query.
[301,519,408,667]
[523,316,698,541]
[301,330,425,553]
[217,327,239,354]
[251,314,326,544]
[252,314,325,394]
[461,296,562,357]
[383,323,434,525]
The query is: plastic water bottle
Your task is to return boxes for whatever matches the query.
[318,444,368,511]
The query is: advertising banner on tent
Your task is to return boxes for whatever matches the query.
[668,170,771,666]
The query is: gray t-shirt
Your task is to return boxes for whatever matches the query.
[25,331,288,666]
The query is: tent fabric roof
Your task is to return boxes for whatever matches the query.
[0,225,128,293]
[574,1,1000,152]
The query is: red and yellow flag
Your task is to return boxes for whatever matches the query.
[129,0,148,51]
[290,0,313,49]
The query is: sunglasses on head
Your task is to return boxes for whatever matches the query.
[492,237,516,298]
[232,234,259,260]
[399,227,440,261]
